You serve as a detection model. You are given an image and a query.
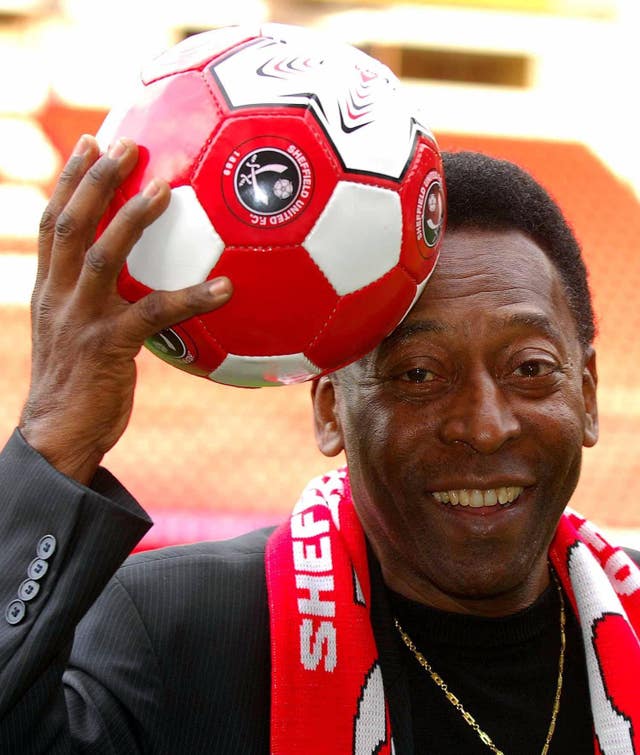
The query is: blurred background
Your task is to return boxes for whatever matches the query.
[1,0,638,549]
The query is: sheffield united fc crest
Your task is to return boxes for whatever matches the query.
[222,137,314,227]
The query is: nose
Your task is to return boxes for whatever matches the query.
[439,370,521,454]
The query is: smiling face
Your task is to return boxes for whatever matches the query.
[312,227,598,616]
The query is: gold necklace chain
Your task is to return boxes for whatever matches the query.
[394,574,566,755]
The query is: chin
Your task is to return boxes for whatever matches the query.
[419,546,546,606]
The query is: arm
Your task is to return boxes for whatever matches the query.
[0,431,152,752]
[0,134,232,750]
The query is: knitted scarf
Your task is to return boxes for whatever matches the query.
[265,468,640,755]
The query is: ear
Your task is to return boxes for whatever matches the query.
[582,346,598,448]
[310,376,345,457]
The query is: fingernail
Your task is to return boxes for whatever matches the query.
[72,134,92,157]
[108,138,128,160]
[208,278,231,299]
[142,179,160,199]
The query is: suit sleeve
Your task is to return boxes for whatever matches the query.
[0,429,153,753]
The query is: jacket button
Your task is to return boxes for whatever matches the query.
[28,558,49,580]
[37,534,57,560]
[18,579,40,602]
[5,599,26,625]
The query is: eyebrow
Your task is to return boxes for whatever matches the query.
[501,312,564,343]
[381,319,449,349]
[381,312,564,350]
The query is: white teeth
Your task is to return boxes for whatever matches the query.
[433,486,524,508]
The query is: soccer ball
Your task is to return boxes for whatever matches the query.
[97,23,445,387]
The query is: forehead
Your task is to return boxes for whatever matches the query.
[402,227,574,335]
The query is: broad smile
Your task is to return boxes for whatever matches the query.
[432,486,524,508]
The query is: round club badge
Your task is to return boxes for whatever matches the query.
[416,170,445,251]
[222,136,314,227]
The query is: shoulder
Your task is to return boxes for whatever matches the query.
[121,525,277,570]
[112,525,278,625]
[115,525,278,600]
[75,525,279,674]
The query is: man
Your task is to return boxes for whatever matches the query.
[0,137,638,754]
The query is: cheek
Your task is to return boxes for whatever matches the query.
[341,394,388,456]
[343,400,427,480]
[529,401,586,497]
[539,390,587,450]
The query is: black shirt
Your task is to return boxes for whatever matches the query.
[389,583,594,754]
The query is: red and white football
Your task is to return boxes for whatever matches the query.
[97,23,445,387]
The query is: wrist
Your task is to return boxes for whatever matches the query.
[19,421,104,486]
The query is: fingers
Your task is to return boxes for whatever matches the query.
[121,276,233,345]
[35,130,235,364]
[46,136,139,292]
[75,178,171,303]
[36,134,100,288]
[76,172,234,342]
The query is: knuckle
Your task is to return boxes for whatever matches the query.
[57,161,79,187]
[183,285,205,312]
[83,244,109,275]
[54,211,77,240]
[137,292,165,329]
[85,159,113,188]
[37,289,58,320]
[118,200,137,224]
[30,288,44,319]
[117,199,145,233]
[39,207,58,238]
[30,282,45,309]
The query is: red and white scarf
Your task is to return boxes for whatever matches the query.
[266,468,640,754]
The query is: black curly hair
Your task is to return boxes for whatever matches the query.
[442,151,595,346]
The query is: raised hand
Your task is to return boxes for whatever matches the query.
[19,135,232,485]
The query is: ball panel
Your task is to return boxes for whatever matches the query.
[208,34,329,112]
[118,262,152,302]
[318,74,428,180]
[209,352,321,387]
[142,27,261,84]
[96,77,147,154]
[127,186,225,291]
[199,245,338,355]
[398,139,445,282]
[304,181,402,296]
[101,71,225,196]
[193,113,338,246]
[306,266,417,369]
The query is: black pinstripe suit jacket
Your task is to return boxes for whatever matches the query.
[1,430,638,754]
[0,430,282,754]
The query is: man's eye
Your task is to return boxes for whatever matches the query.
[402,367,436,383]
[514,360,555,378]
